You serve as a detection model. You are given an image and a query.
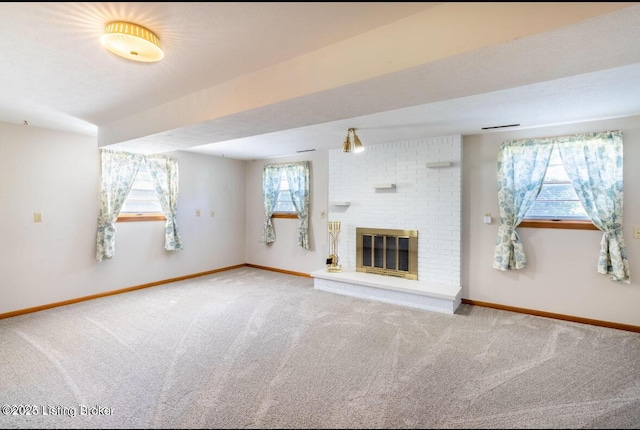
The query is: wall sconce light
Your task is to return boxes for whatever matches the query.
[101,21,164,63]
[342,128,365,153]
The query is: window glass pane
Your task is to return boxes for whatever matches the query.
[122,190,163,213]
[274,200,294,212]
[274,170,295,212]
[280,174,289,190]
[527,183,588,219]
[536,183,580,201]
[526,200,588,219]
[543,164,570,182]
[548,145,562,164]
[120,161,163,214]
[524,146,589,220]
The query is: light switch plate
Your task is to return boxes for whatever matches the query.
[634,227,640,239]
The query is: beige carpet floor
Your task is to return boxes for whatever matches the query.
[1,267,639,429]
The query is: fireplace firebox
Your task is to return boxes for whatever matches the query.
[356,227,418,280]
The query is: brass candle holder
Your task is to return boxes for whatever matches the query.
[327,221,342,272]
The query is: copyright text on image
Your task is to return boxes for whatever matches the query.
[2,404,114,417]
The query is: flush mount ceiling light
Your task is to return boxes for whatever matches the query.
[342,128,365,153]
[101,21,163,63]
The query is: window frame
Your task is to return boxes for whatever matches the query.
[116,159,165,223]
[271,213,299,219]
[518,219,598,230]
[116,213,166,222]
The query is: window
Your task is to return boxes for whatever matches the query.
[97,149,182,262]
[117,160,165,222]
[262,161,310,249]
[522,145,592,228]
[493,130,629,283]
[272,170,297,218]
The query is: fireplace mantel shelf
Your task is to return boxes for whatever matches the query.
[311,270,462,314]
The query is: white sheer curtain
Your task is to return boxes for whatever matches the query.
[145,154,183,252]
[96,149,143,261]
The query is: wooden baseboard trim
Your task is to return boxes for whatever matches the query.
[461,298,640,333]
[244,263,311,278]
[3,267,636,334]
[0,264,246,320]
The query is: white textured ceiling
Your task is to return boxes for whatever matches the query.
[2,2,640,160]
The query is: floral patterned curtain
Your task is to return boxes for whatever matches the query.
[96,149,143,261]
[285,161,310,249]
[556,131,630,283]
[145,154,183,252]
[263,164,285,244]
[493,138,554,270]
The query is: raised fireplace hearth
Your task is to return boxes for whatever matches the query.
[311,270,461,314]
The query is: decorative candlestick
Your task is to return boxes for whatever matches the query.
[327,221,342,272]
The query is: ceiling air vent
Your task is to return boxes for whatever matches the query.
[481,124,520,130]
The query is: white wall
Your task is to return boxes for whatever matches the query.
[0,122,246,314]
[245,150,329,274]
[169,150,247,273]
[463,116,640,326]
[4,115,640,328]
[328,136,462,286]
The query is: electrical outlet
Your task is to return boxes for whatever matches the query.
[195,209,201,217]
[210,211,215,217]
[33,212,42,223]
[634,227,640,239]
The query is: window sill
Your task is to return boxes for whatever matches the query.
[117,213,166,222]
[519,219,598,230]
[272,213,299,219]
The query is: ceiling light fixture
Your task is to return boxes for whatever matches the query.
[101,21,164,63]
[342,128,365,153]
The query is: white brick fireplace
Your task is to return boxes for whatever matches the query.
[312,135,462,314]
